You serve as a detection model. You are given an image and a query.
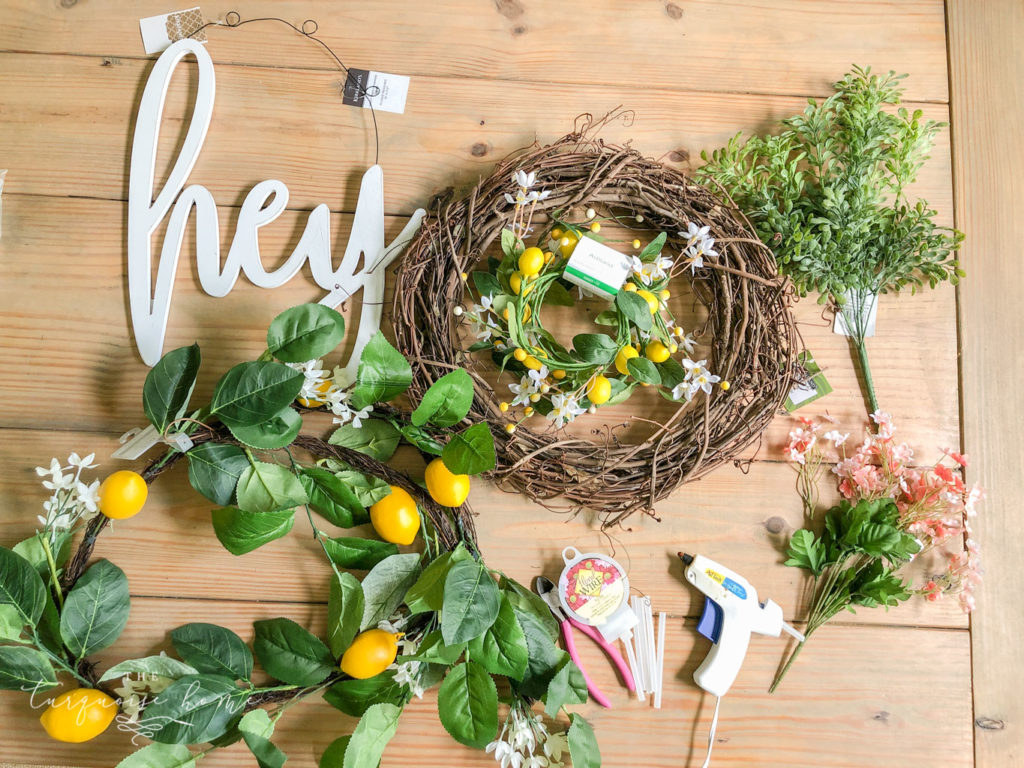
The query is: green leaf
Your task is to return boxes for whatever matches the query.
[350,332,413,409]
[0,604,25,642]
[593,309,618,326]
[236,461,308,513]
[0,545,46,626]
[144,344,201,434]
[211,507,295,555]
[0,646,57,690]
[657,358,689,390]
[856,523,903,558]
[13,530,72,576]
[137,673,247,744]
[298,467,367,528]
[437,661,498,750]
[60,559,130,658]
[323,675,405,718]
[411,369,475,427]
[228,407,302,450]
[330,466,392,508]
[784,529,826,575]
[502,577,559,640]
[441,559,501,645]
[544,658,588,716]
[99,654,199,683]
[572,333,618,364]
[638,232,668,262]
[399,631,465,665]
[616,290,653,331]
[186,443,249,506]
[253,617,335,687]
[568,713,601,768]
[543,280,576,306]
[360,554,422,630]
[327,572,364,658]
[626,357,661,385]
[343,702,403,768]
[398,422,445,455]
[319,736,352,768]
[501,229,524,260]
[211,361,304,427]
[442,423,496,475]
[323,537,399,571]
[239,709,288,768]
[472,271,501,298]
[512,607,566,699]
[115,743,197,768]
[467,594,529,679]
[171,623,253,680]
[266,304,346,363]
[329,420,402,462]
[404,546,471,615]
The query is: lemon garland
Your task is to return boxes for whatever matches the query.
[462,205,725,432]
[0,304,602,768]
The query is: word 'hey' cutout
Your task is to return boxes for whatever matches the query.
[127,38,424,370]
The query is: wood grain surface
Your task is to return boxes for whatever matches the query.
[0,1,999,766]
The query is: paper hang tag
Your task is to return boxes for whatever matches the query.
[785,350,833,412]
[139,8,207,55]
[342,69,410,114]
[833,288,878,338]
[562,236,632,300]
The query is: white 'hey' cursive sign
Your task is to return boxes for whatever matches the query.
[127,38,425,374]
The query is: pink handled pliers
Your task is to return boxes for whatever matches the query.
[534,576,635,708]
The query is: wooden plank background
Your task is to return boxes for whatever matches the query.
[0,1,1011,765]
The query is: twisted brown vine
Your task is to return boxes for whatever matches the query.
[394,113,800,527]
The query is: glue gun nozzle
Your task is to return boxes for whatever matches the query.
[678,552,694,566]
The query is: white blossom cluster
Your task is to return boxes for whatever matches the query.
[287,359,373,428]
[486,703,568,768]
[34,452,101,543]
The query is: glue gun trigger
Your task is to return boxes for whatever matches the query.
[696,596,723,644]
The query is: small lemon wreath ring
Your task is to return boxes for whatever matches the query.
[393,114,800,527]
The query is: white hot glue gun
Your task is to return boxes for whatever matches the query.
[678,553,804,697]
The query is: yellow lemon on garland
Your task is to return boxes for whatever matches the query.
[369,486,420,545]
[297,379,333,408]
[340,629,403,679]
[587,375,612,405]
[98,471,148,520]
[518,247,545,277]
[523,355,543,371]
[40,689,118,743]
[636,290,659,315]
[558,233,579,256]
[645,340,671,363]
[424,457,471,508]
[615,345,639,375]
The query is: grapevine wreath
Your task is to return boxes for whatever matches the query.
[0,306,602,767]
[394,115,799,527]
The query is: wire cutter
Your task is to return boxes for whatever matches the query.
[534,576,636,708]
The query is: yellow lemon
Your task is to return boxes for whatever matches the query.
[369,486,420,545]
[636,290,659,315]
[297,379,333,408]
[615,346,639,375]
[552,369,567,379]
[40,689,118,743]
[623,282,638,293]
[645,341,671,363]
[424,458,471,508]
[558,233,579,256]
[587,375,612,405]
[98,471,148,520]
[513,348,527,362]
[523,355,543,371]
[340,629,402,679]
[518,247,545,277]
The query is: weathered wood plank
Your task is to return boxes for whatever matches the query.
[0,193,960,456]
[0,52,954,217]
[0,427,968,629]
[0,1,950,102]
[947,1,1024,764]
[0,597,972,767]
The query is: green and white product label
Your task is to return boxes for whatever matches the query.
[562,236,632,300]
[785,350,833,411]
